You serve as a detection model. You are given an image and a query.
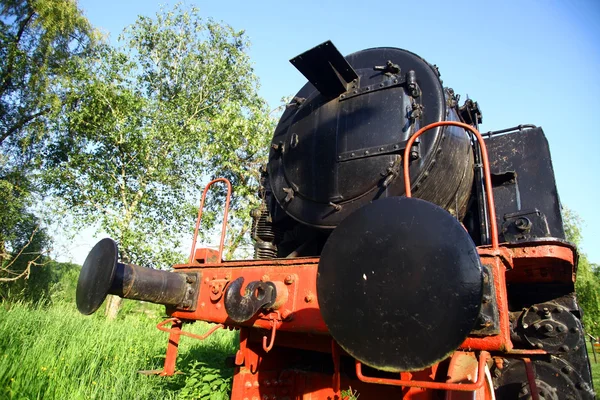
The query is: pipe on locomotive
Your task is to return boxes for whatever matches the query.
[76,238,197,315]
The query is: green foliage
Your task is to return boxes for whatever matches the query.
[178,361,232,399]
[0,0,95,150]
[0,0,94,283]
[0,258,78,303]
[44,4,273,268]
[563,208,600,337]
[0,301,237,399]
[341,387,360,400]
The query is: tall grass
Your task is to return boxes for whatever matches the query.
[0,301,236,399]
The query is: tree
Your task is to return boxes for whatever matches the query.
[563,208,600,337]
[43,5,273,316]
[0,0,94,282]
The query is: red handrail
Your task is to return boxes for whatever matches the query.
[188,178,233,263]
[355,351,490,390]
[402,121,499,249]
[156,318,224,340]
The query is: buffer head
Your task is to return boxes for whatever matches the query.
[76,238,118,315]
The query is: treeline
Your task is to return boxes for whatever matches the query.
[0,0,274,293]
[564,209,600,338]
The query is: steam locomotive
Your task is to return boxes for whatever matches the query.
[76,41,595,399]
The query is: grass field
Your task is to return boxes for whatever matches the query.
[1,300,599,399]
[0,301,236,399]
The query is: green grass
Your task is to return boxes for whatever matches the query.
[1,300,598,399]
[0,301,236,399]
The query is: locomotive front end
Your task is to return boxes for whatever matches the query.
[76,41,595,400]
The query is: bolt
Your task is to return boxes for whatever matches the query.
[253,381,259,387]
[519,386,528,395]
[557,325,567,333]
[261,275,269,282]
[186,275,196,284]
[560,345,569,352]
[282,309,293,320]
[531,306,539,312]
[543,324,554,332]
[284,275,294,285]
[543,307,551,317]
[216,303,222,310]
[562,366,572,374]
[340,94,345,99]
[245,381,252,388]
[305,294,314,303]
[364,150,369,155]
[380,83,384,87]
[350,152,355,157]
[536,342,544,349]
[204,277,210,283]
[410,151,419,160]
[200,302,205,308]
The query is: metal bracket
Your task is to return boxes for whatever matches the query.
[470,265,500,336]
[502,209,550,242]
[337,139,410,162]
[339,75,406,101]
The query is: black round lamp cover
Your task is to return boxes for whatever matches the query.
[317,197,483,372]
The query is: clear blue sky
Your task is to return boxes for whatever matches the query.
[76,0,600,263]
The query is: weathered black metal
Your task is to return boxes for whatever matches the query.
[269,44,474,228]
[76,238,197,315]
[484,126,565,243]
[289,41,358,98]
[224,277,277,323]
[317,197,483,372]
[493,356,595,400]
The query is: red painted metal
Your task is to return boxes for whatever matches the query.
[170,262,329,334]
[522,357,540,400]
[192,247,220,264]
[403,121,499,249]
[355,351,490,391]
[331,340,341,395]
[460,253,512,352]
[160,159,579,398]
[160,318,182,376]
[262,312,280,353]
[445,352,494,400]
[156,317,224,341]
[188,178,232,264]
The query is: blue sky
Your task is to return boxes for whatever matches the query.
[75,0,600,263]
